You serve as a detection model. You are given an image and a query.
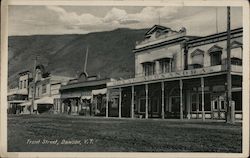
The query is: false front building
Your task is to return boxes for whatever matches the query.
[106,25,242,120]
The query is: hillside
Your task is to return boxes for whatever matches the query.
[8,28,148,88]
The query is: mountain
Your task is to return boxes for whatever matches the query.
[8,28,148,88]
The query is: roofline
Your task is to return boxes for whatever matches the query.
[187,27,242,45]
[60,78,111,91]
[133,36,190,53]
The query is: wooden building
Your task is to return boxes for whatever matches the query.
[106,25,243,120]
[59,72,113,116]
[7,71,31,114]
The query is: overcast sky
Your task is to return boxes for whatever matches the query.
[8,6,242,36]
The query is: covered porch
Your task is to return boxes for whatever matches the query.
[106,73,242,121]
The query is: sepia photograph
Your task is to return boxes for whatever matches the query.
[0,0,249,157]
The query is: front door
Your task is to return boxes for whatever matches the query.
[169,96,180,118]
[212,96,226,119]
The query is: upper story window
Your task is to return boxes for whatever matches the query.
[19,81,22,89]
[42,84,47,94]
[208,45,223,66]
[159,58,171,73]
[142,62,155,76]
[190,49,204,69]
[23,80,26,88]
[231,41,242,66]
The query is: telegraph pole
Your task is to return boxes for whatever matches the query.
[31,56,37,114]
[226,6,234,124]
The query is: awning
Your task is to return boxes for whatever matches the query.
[34,97,54,105]
[8,100,26,104]
[20,101,31,107]
[81,96,91,100]
[92,88,107,95]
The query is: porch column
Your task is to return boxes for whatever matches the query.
[187,90,191,119]
[161,81,165,119]
[106,89,109,118]
[131,85,134,119]
[180,80,183,120]
[201,77,205,121]
[145,84,148,119]
[119,87,122,118]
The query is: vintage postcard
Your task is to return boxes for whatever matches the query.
[0,0,249,158]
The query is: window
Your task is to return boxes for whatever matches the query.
[220,100,225,110]
[192,93,211,111]
[214,100,218,110]
[159,58,171,73]
[42,84,47,94]
[190,49,204,68]
[23,80,26,88]
[139,99,146,112]
[150,99,159,113]
[19,81,22,89]
[191,93,197,111]
[36,87,40,97]
[210,51,222,66]
[142,62,155,76]
[231,57,242,65]
[208,45,223,66]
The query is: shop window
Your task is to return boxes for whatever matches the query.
[192,93,211,111]
[214,100,218,110]
[142,62,155,76]
[159,58,171,73]
[204,93,211,111]
[233,91,242,111]
[150,99,159,113]
[220,100,225,110]
[191,93,197,111]
[139,98,146,112]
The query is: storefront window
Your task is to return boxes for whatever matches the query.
[191,94,197,111]
[139,99,146,112]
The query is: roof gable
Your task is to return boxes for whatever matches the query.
[208,45,223,53]
[145,25,170,36]
[231,40,242,48]
[191,49,204,57]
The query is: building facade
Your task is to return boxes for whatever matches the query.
[106,25,243,120]
[59,72,113,116]
[7,71,31,114]
[15,65,72,114]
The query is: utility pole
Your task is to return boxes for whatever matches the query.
[31,56,37,114]
[226,6,234,124]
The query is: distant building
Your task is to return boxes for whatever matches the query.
[59,72,113,116]
[106,25,242,120]
[7,71,31,114]
[10,65,73,114]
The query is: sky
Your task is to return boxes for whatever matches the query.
[8,5,242,36]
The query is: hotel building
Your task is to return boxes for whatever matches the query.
[106,25,242,120]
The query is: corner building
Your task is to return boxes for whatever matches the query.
[106,25,243,120]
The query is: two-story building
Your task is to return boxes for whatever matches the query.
[27,65,72,114]
[59,72,113,116]
[7,71,31,114]
[106,25,242,121]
